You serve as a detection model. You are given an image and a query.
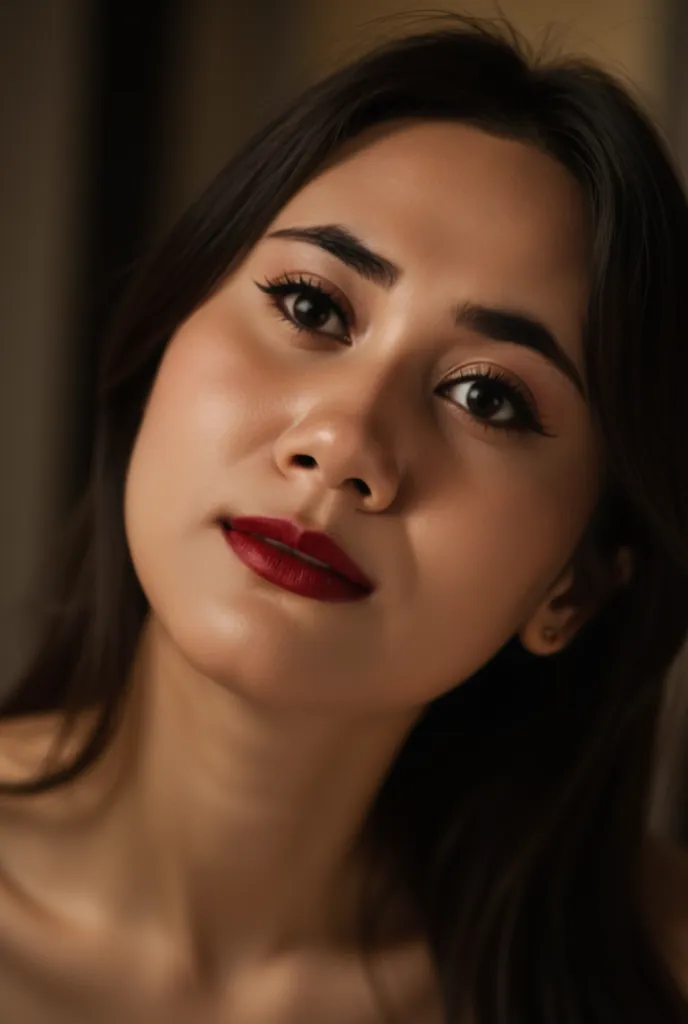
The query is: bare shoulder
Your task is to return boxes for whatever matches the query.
[0,711,60,789]
[0,709,71,753]
[369,937,445,1024]
[644,831,688,994]
[0,710,109,862]
[0,709,97,794]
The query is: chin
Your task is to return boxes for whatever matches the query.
[147,592,361,711]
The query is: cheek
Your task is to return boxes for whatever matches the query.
[388,454,598,698]
[123,307,294,616]
[125,316,280,520]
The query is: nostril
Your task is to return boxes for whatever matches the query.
[289,456,371,497]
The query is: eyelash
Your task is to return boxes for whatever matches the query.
[257,274,553,437]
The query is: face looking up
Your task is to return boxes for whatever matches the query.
[124,120,599,715]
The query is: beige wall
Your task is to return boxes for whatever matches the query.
[155,0,675,235]
[300,0,670,118]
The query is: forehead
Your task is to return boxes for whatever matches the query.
[268,120,590,341]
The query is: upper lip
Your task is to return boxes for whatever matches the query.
[222,516,374,591]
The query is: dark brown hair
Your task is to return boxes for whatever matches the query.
[3,15,688,1023]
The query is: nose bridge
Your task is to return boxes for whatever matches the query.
[334,353,389,413]
[308,351,403,449]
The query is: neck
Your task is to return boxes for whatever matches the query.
[7,616,422,984]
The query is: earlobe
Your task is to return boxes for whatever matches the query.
[518,545,635,658]
[519,600,587,657]
[518,563,582,657]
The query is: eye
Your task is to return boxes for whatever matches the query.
[257,274,350,339]
[438,366,555,437]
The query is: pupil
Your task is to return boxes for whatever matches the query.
[468,381,502,416]
[295,293,329,328]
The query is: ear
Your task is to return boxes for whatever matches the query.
[519,545,634,657]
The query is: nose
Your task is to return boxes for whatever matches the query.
[273,403,403,511]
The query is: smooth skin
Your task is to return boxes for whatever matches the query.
[0,120,683,1023]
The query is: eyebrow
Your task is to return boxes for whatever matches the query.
[267,223,586,398]
[268,224,399,287]
[455,303,586,398]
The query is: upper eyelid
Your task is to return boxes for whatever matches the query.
[441,364,537,411]
[264,272,355,327]
[441,364,529,400]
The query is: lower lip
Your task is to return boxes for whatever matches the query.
[221,527,371,603]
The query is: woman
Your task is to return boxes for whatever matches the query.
[0,13,687,1023]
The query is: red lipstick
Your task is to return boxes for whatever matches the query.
[220,516,374,603]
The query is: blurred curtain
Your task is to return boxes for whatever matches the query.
[0,0,89,692]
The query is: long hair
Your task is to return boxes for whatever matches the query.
[3,15,688,1023]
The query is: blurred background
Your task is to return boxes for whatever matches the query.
[1,0,687,831]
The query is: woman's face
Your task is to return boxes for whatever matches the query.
[124,120,599,712]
